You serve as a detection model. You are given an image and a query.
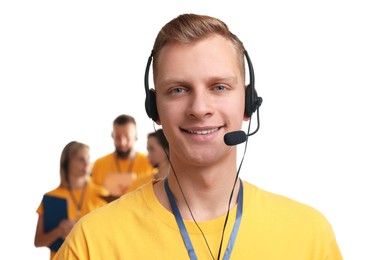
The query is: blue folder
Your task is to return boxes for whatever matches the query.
[42,195,68,252]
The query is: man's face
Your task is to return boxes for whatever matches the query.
[154,35,246,166]
[112,123,137,158]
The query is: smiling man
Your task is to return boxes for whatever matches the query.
[54,13,342,260]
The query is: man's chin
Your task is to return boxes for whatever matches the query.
[115,149,131,159]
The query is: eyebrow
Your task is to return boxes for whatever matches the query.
[158,74,239,88]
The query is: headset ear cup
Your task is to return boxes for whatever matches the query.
[245,84,261,118]
[244,84,254,117]
[146,89,159,122]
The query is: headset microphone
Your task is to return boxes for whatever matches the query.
[224,131,247,146]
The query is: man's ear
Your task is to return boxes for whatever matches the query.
[243,115,250,122]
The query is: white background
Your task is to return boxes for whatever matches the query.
[1,1,365,259]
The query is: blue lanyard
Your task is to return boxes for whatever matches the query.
[164,179,243,260]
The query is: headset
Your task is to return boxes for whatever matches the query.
[144,50,263,122]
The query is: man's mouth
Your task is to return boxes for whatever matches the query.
[184,127,220,135]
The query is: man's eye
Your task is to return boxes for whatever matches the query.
[215,85,226,91]
[171,88,186,94]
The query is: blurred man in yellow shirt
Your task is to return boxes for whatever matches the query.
[91,114,153,199]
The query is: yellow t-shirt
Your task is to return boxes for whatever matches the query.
[91,152,153,195]
[36,181,108,259]
[54,181,342,259]
[125,174,160,194]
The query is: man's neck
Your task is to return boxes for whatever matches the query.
[154,157,240,221]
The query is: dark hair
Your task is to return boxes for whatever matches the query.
[148,129,169,151]
[113,114,136,126]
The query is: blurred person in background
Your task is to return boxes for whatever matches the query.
[91,114,154,200]
[126,128,170,193]
[34,141,108,259]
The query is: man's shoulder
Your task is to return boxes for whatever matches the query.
[244,181,328,223]
[93,152,115,164]
[134,152,153,168]
[135,151,149,160]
